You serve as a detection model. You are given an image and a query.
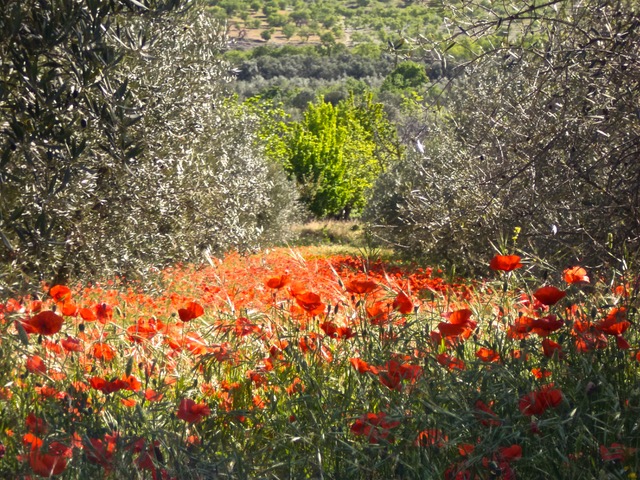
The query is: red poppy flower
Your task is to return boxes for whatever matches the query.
[178,301,204,322]
[265,274,290,289]
[26,414,48,434]
[497,444,522,462]
[349,358,379,375]
[393,291,414,314]
[436,353,465,370]
[91,342,116,361]
[49,285,71,303]
[616,335,630,350]
[438,309,476,340]
[85,433,118,470]
[23,311,64,336]
[145,389,164,402]
[533,286,566,306]
[127,318,162,343]
[475,348,500,363]
[475,400,501,427]
[563,266,589,285]
[489,254,523,272]
[448,309,473,324]
[345,279,378,295]
[366,301,390,326]
[89,377,126,395]
[294,291,325,316]
[531,368,552,379]
[596,307,630,336]
[518,384,563,416]
[26,355,47,374]
[79,307,97,322]
[529,315,564,336]
[59,302,78,317]
[437,322,467,338]
[94,303,113,324]
[177,398,211,423]
[378,360,422,391]
[350,412,400,444]
[541,338,564,359]
[599,443,637,462]
[234,317,261,337]
[29,441,72,477]
[458,443,475,456]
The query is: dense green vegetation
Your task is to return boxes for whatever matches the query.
[264,94,402,218]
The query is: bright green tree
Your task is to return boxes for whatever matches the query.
[381,61,428,92]
[281,94,402,218]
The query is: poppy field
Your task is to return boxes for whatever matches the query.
[0,247,639,479]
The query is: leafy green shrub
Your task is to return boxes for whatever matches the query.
[279,94,402,218]
[380,61,428,93]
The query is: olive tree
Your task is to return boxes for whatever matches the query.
[365,0,640,269]
[0,1,297,292]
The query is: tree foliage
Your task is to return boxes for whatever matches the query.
[279,94,402,218]
[380,61,428,92]
[0,1,297,292]
[365,0,640,269]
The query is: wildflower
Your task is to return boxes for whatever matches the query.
[378,360,422,391]
[350,412,400,444]
[26,414,47,434]
[489,254,523,272]
[265,274,290,289]
[177,398,211,424]
[349,357,379,375]
[293,291,325,316]
[518,384,563,416]
[599,443,637,462]
[563,266,589,285]
[533,286,566,306]
[366,301,391,326]
[596,307,629,336]
[29,441,72,477]
[475,400,501,427]
[531,368,552,379]
[91,342,116,361]
[85,433,118,471]
[25,355,47,375]
[438,309,476,341]
[49,285,72,303]
[393,291,414,314]
[60,335,84,352]
[344,278,378,295]
[436,353,465,370]
[79,307,97,322]
[178,301,204,322]
[234,317,261,337]
[529,315,564,336]
[22,311,64,336]
[476,347,501,363]
[127,317,162,342]
[94,303,113,324]
[497,444,522,462]
[542,338,564,359]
